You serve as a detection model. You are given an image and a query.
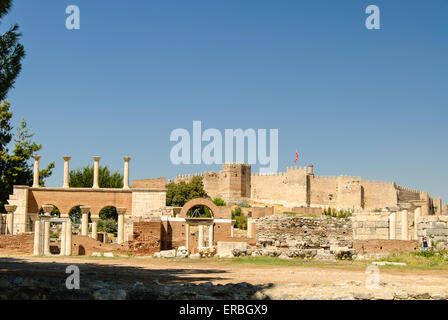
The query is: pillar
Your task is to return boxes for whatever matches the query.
[62,156,71,188]
[414,207,421,241]
[65,220,72,256]
[92,156,100,188]
[185,223,190,252]
[198,225,204,249]
[389,212,396,240]
[401,210,408,241]
[5,204,17,235]
[0,214,3,234]
[208,224,214,247]
[123,156,131,189]
[247,218,253,238]
[60,222,66,256]
[33,220,41,255]
[91,217,98,240]
[32,155,41,188]
[43,221,51,255]
[80,206,90,236]
[231,221,235,237]
[117,207,126,244]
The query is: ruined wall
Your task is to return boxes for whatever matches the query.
[417,216,448,243]
[251,166,308,207]
[127,221,161,255]
[352,211,390,240]
[253,215,353,259]
[131,190,166,217]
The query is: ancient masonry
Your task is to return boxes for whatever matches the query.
[1,157,447,257]
[175,163,441,213]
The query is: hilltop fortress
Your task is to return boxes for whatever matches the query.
[175,163,442,215]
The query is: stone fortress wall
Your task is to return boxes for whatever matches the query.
[175,163,441,213]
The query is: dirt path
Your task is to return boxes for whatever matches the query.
[2,256,447,288]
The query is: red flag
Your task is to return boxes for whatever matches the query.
[294,150,299,163]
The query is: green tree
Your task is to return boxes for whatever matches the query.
[0,0,25,101]
[166,176,208,207]
[68,165,123,224]
[69,165,123,189]
[0,101,54,210]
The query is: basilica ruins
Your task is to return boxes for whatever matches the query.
[1,155,447,258]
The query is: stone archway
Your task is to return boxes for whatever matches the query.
[180,199,221,253]
[179,198,219,218]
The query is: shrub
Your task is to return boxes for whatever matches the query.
[212,198,227,206]
[232,206,247,229]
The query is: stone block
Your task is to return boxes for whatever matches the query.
[217,241,248,255]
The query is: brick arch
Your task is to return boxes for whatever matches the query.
[179,198,219,218]
[27,188,132,217]
[179,198,231,219]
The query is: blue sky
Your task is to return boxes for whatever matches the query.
[1,1,447,201]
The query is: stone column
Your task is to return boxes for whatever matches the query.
[32,155,41,188]
[247,218,253,238]
[0,214,3,234]
[43,221,51,255]
[208,224,214,247]
[389,213,396,240]
[414,207,421,240]
[60,222,66,256]
[231,221,235,237]
[62,156,71,188]
[92,156,101,188]
[401,210,408,241]
[80,206,90,236]
[123,156,131,189]
[65,220,72,256]
[198,225,204,249]
[117,207,126,244]
[4,205,16,235]
[185,223,190,252]
[33,220,41,255]
[91,216,99,240]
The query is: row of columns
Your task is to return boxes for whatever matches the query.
[33,219,72,256]
[79,206,126,244]
[185,223,214,252]
[32,155,131,189]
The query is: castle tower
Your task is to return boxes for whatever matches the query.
[220,163,251,204]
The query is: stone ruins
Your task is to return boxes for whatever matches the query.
[1,156,446,258]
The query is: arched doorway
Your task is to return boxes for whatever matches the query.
[180,199,217,253]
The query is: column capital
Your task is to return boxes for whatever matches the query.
[80,206,91,214]
[33,155,41,161]
[41,204,53,216]
[116,207,127,215]
[123,156,131,161]
[93,156,101,161]
[62,155,72,161]
[4,204,17,214]
[90,215,100,222]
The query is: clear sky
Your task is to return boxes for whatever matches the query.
[1,1,447,201]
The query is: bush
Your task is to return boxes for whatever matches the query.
[166,176,208,207]
[212,198,226,206]
[232,206,247,230]
[323,208,353,218]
